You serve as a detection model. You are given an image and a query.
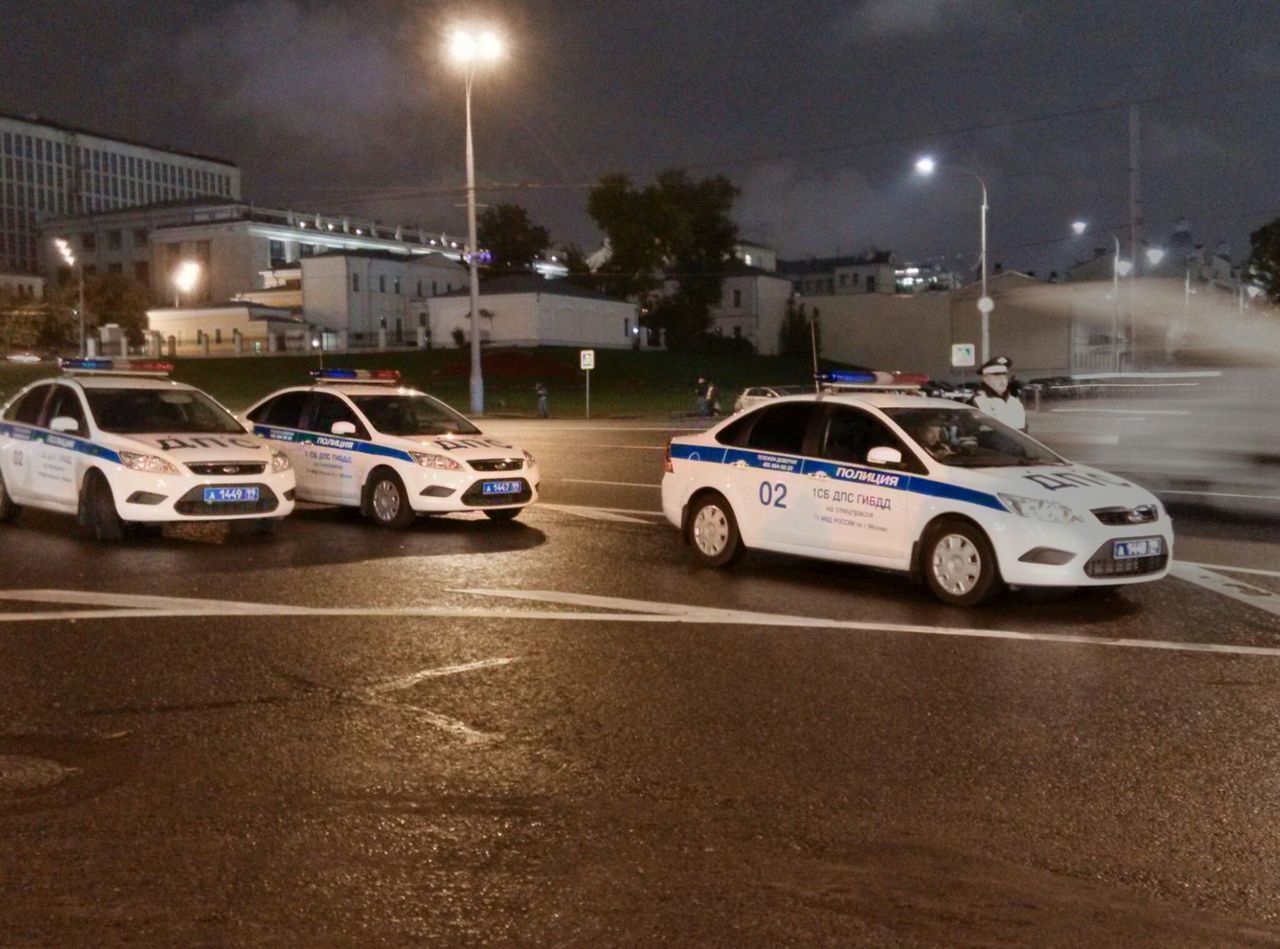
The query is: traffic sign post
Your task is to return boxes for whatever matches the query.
[951,343,976,368]
[580,349,595,419]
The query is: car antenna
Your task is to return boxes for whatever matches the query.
[810,320,820,395]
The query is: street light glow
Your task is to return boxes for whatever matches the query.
[172,260,201,295]
[1145,247,1166,265]
[914,156,936,176]
[1071,220,1088,235]
[54,238,75,267]
[449,27,503,64]
[1115,258,1133,277]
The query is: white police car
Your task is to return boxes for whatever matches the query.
[0,359,296,540]
[662,373,1172,606]
[243,369,539,527]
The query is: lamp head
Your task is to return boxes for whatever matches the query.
[1071,221,1087,236]
[914,156,936,176]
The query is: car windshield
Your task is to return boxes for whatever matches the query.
[884,406,1064,468]
[85,388,246,434]
[351,394,481,437]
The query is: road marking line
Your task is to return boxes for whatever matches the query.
[1049,406,1191,415]
[358,696,497,743]
[4,586,1279,659]
[1159,490,1280,502]
[536,503,657,524]
[1170,564,1280,619]
[524,443,665,451]
[555,478,661,489]
[485,426,706,433]
[1179,561,1280,580]
[1043,433,1121,445]
[363,657,518,694]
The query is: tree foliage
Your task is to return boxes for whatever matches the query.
[477,203,551,275]
[1248,216,1280,305]
[778,298,820,357]
[586,169,739,350]
[0,273,151,354]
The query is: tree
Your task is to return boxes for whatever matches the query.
[778,298,821,357]
[84,272,151,345]
[477,203,551,275]
[1248,216,1280,305]
[586,169,740,350]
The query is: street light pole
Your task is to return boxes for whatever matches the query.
[463,65,483,415]
[54,238,86,356]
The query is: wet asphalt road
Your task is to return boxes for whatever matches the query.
[2,418,1280,946]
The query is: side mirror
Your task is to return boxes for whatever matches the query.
[867,446,902,468]
[49,416,80,434]
[330,421,357,436]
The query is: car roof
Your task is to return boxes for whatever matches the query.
[761,391,970,411]
[57,375,196,392]
[308,383,428,397]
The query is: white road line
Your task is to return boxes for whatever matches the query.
[363,657,517,695]
[1044,433,1121,445]
[485,426,705,433]
[536,503,658,524]
[357,696,497,743]
[524,443,665,451]
[1179,561,1280,580]
[555,478,661,489]
[1159,489,1280,502]
[1050,407,1191,415]
[1170,564,1280,619]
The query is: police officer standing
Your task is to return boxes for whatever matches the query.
[969,355,1027,431]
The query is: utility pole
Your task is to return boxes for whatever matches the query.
[1127,104,1141,369]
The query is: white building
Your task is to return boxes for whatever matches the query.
[42,200,472,307]
[678,264,793,355]
[779,251,898,296]
[0,273,44,299]
[301,250,469,346]
[428,275,641,349]
[146,303,311,356]
[1,111,240,278]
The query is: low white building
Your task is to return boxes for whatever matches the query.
[301,250,468,346]
[428,275,641,349]
[681,265,794,355]
[146,303,312,356]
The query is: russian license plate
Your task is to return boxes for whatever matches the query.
[482,480,522,496]
[203,486,260,504]
[1113,536,1162,560]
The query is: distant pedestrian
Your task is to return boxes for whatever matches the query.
[695,377,710,417]
[706,381,721,417]
[535,381,550,418]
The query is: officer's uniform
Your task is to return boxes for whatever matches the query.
[969,356,1027,431]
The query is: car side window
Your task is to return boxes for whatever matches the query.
[743,403,816,454]
[819,406,922,473]
[248,391,310,428]
[44,386,88,436]
[5,384,54,425]
[305,393,368,439]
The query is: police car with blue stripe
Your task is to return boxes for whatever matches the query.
[662,371,1172,606]
[244,369,539,528]
[0,359,296,540]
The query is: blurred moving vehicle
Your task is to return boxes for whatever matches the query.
[245,369,540,528]
[0,359,295,540]
[732,385,811,414]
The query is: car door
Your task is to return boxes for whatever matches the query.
[806,404,919,561]
[300,392,369,505]
[0,383,54,502]
[720,401,820,549]
[247,389,311,490]
[31,384,90,507]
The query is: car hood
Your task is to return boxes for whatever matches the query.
[955,462,1161,511]
[115,432,272,462]
[387,434,529,463]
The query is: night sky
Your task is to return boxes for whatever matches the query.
[3,0,1278,275]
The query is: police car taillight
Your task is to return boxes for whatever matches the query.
[664,441,674,473]
[310,368,402,384]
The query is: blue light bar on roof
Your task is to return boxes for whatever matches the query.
[309,368,401,383]
[818,370,879,385]
[60,358,174,376]
[60,358,115,371]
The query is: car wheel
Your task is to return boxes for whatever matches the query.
[0,468,19,523]
[686,492,744,568]
[82,471,124,542]
[922,519,1003,606]
[367,471,415,529]
[484,507,521,522]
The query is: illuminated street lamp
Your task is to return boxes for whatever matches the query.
[172,260,201,308]
[1071,220,1088,236]
[54,238,88,357]
[915,155,991,362]
[449,25,504,415]
[1145,247,1166,267]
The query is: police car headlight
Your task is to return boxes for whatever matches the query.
[522,449,535,465]
[118,451,180,475]
[270,448,291,473]
[998,493,1082,524]
[409,451,461,471]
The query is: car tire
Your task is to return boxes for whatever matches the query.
[366,471,415,529]
[686,492,744,568]
[81,470,124,543]
[0,468,19,523]
[921,518,1003,607]
[484,507,521,522]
